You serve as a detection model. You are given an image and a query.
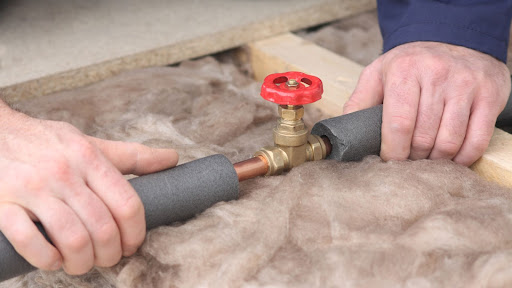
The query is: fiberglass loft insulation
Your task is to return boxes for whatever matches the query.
[2,57,512,288]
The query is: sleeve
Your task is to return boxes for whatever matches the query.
[377,0,512,63]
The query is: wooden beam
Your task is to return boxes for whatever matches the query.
[244,33,512,187]
[0,0,375,103]
[472,129,512,187]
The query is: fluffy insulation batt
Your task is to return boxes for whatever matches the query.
[299,10,382,66]
[2,56,512,288]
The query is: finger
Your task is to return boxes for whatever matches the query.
[453,101,498,166]
[380,68,421,161]
[87,137,179,175]
[429,96,471,160]
[0,203,62,271]
[343,59,384,115]
[32,198,94,275]
[409,85,444,160]
[85,156,145,257]
[63,183,122,267]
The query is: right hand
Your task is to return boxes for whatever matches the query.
[343,41,510,166]
[0,104,178,275]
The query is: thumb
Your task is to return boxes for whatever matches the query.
[87,136,179,175]
[343,59,384,115]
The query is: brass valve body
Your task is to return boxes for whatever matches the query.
[255,105,327,176]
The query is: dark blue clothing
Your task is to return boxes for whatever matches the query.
[378,0,512,63]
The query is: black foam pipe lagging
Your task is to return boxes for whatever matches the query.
[312,95,512,162]
[496,86,512,127]
[0,154,239,282]
[312,105,383,162]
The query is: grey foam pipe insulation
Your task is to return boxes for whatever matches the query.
[0,154,239,282]
[312,105,383,162]
[497,84,512,128]
[312,91,512,162]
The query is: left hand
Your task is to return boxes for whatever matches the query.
[343,41,511,166]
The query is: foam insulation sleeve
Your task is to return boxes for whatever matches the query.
[131,154,239,229]
[311,105,383,162]
[0,154,239,282]
[496,81,512,127]
[313,97,512,162]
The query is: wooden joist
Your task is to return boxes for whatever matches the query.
[0,0,375,103]
[243,33,512,187]
[472,129,512,187]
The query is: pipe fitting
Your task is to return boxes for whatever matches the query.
[254,71,328,176]
[255,105,328,176]
[306,134,327,161]
[254,146,286,176]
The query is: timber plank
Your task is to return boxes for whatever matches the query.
[472,129,512,187]
[245,33,512,187]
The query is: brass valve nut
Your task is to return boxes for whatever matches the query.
[254,146,287,176]
[276,119,306,133]
[278,105,304,121]
[306,134,327,161]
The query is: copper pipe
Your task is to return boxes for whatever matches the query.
[321,136,332,157]
[233,156,269,182]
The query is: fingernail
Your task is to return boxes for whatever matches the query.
[51,260,62,271]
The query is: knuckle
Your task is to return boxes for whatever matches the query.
[454,73,476,89]
[76,141,99,162]
[117,194,144,223]
[472,68,486,83]
[436,141,460,157]
[389,115,415,136]
[411,134,436,153]
[427,60,450,84]
[64,232,91,254]
[393,54,416,69]
[477,73,493,87]
[65,136,99,163]
[9,228,35,249]
[477,82,503,106]
[94,221,119,246]
[469,135,491,154]
[48,157,73,183]
[38,255,61,271]
[427,56,448,71]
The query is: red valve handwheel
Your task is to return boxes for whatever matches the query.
[260,71,323,105]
